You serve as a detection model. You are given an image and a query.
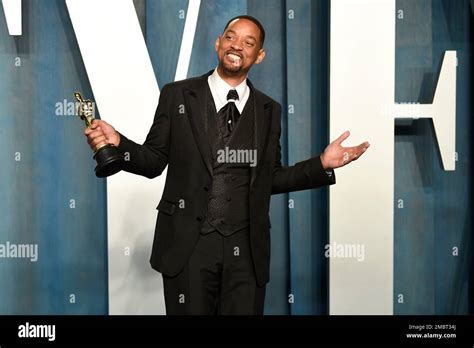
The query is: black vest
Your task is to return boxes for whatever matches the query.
[201,86,256,236]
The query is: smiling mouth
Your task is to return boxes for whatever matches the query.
[226,52,243,64]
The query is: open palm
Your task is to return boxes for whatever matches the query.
[321,131,370,169]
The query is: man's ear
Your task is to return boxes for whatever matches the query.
[214,37,221,53]
[255,48,266,65]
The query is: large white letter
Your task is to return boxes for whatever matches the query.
[2,0,21,35]
[67,0,200,314]
[329,0,456,314]
[67,0,162,315]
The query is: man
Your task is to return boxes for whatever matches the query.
[85,15,369,315]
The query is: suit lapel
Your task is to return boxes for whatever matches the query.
[183,73,214,177]
[182,73,273,184]
[250,82,272,188]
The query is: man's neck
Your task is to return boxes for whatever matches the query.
[216,66,247,87]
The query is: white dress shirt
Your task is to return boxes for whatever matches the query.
[208,68,250,114]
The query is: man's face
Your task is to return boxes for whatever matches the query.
[215,18,265,76]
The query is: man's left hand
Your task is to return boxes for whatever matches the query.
[320,131,370,170]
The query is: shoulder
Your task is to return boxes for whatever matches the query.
[247,78,280,108]
[251,86,281,111]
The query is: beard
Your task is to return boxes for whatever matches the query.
[218,53,245,75]
[219,61,242,75]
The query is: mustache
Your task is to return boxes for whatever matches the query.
[225,51,243,58]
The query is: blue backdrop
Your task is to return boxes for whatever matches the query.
[0,0,472,315]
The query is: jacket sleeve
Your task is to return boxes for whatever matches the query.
[271,103,336,194]
[117,85,171,179]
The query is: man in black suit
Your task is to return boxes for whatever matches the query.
[85,15,369,315]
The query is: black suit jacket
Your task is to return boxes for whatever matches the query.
[118,70,336,286]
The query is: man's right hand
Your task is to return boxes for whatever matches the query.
[84,119,120,151]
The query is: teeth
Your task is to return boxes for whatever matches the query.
[227,53,241,62]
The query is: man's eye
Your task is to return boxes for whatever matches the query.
[245,42,255,47]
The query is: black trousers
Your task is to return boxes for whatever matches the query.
[162,228,266,315]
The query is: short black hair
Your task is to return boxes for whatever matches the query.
[223,15,265,48]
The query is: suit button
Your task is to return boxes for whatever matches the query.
[204,186,209,191]
[226,197,232,202]
[196,216,203,222]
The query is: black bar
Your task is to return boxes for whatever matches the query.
[0,315,473,346]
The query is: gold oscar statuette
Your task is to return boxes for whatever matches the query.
[74,92,124,177]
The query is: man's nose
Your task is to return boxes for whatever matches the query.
[230,42,243,50]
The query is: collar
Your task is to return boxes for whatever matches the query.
[208,68,249,105]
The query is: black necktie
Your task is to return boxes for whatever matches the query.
[217,89,240,140]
